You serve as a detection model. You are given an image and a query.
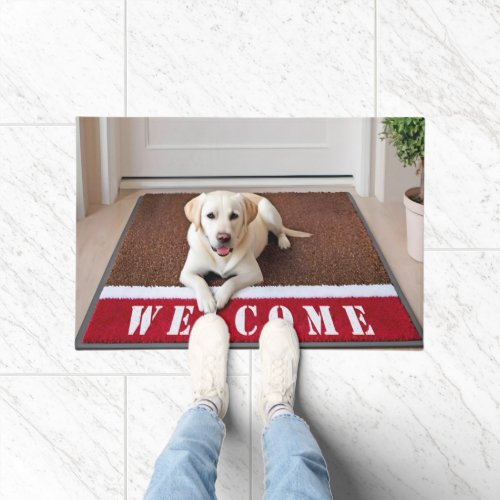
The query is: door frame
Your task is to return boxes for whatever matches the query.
[77,118,373,214]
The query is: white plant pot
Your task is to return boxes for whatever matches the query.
[403,187,424,262]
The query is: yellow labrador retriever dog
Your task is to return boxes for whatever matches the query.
[180,191,311,313]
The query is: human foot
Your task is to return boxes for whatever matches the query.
[189,314,230,418]
[258,319,300,423]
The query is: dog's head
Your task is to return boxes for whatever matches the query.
[184,191,258,257]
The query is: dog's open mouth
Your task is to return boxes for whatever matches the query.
[213,246,233,257]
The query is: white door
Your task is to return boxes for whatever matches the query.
[117,118,369,179]
[88,117,372,205]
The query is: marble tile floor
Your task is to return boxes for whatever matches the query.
[1,0,499,498]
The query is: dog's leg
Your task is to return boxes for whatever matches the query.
[181,272,217,313]
[257,198,291,249]
[180,254,216,313]
[214,261,263,310]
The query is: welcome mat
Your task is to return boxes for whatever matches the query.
[76,192,423,349]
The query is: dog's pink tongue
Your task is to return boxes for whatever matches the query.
[217,247,230,257]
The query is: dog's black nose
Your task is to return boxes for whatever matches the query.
[217,232,231,243]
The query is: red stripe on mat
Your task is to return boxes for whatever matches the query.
[82,296,420,344]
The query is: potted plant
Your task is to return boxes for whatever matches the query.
[380,117,425,262]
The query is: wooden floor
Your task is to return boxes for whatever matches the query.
[76,186,423,333]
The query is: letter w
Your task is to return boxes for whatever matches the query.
[302,305,338,335]
[128,305,163,335]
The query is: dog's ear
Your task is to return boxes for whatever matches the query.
[184,193,206,231]
[239,194,258,226]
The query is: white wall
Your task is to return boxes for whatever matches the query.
[79,117,102,206]
[99,118,121,205]
[76,120,86,220]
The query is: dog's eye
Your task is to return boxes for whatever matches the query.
[229,212,239,220]
[206,213,215,219]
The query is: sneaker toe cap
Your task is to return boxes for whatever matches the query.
[191,314,229,341]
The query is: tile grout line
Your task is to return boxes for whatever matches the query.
[124,375,128,500]
[374,0,378,117]
[124,0,128,117]
[249,353,253,500]
[425,248,500,252]
[0,123,75,127]
[0,373,251,377]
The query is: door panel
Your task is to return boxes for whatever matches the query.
[119,118,365,178]
[146,118,328,149]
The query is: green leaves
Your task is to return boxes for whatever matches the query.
[380,117,425,168]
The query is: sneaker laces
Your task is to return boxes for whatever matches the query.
[265,358,293,405]
[195,354,221,399]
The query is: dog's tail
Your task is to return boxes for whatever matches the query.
[283,226,312,238]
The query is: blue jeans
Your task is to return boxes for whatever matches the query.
[145,406,332,500]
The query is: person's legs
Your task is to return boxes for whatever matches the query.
[262,413,332,500]
[258,319,333,500]
[145,406,225,500]
[145,314,230,500]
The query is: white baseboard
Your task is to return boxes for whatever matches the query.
[120,176,354,190]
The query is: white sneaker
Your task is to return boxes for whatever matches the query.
[189,314,230,418]
[258,319,300,423]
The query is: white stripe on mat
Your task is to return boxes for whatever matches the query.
[100,284,397,300]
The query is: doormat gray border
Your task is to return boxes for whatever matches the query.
[75,193,423,350]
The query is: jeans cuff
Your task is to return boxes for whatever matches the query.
[184,405,225,431]
[262,412,309,436]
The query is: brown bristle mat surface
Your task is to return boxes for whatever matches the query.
[107,192,390,287]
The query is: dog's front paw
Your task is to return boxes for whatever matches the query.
[214,287,232,310]
[197,291,217,314]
